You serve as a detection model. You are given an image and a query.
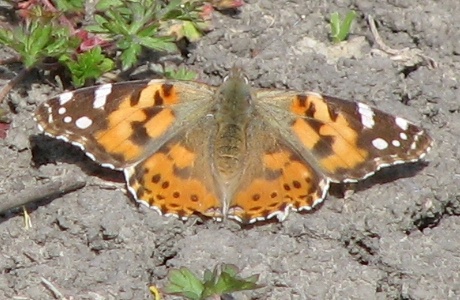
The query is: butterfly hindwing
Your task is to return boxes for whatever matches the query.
[228,120,330,223]
[124,117,223,220]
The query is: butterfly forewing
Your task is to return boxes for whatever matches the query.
[256,90,432,183]
[35,80,216,169]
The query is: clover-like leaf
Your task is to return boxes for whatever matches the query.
[164,267,205,300]
[202,264,260,298]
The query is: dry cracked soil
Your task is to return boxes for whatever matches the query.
[1,0,460,299]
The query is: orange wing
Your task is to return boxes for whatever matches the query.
[225,120,330,223]
[124,118,223,220]
[256,90,433,182]
[35,80,216,169]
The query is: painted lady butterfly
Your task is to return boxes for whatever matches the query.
[35,68,432,223]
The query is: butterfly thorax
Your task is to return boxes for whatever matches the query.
[212,71,253,181]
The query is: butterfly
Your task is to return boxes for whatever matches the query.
[34,67,432,224]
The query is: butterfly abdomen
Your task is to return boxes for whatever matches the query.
[212,70,254,180]
[213,122,247,179]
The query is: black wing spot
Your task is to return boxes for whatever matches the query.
[292,180,301,189]
[154,91,164,105]
[162,83,174,97]
[129,89,141,106]
[151,174,161,183]
[130,121,149,145]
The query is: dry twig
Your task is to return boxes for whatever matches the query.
[367,15,437,69]
[0,172,86,214]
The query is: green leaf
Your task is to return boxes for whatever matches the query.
[341,10,357,38]
[53,0,85,12]
[88,15,112,33]
[138,36,178,53]
[105,10,131,35]
[137,22,160,38]
[330,12,341,42]
[0,36,13,51]
[86,0,207,70]
[128,2,146,34]
[163,264,261,300]
[203,268,214,283]
[61,46,114,87]
[119,43,141,70]
[182,21,203,42]
[96,0,124,11]
[2,17,76,68]
[164,267,204,300]
[117,38,133,50]
[201,264,260,298]
[330,10,357,43]
[28,24,52,52]
[158,0,183,20]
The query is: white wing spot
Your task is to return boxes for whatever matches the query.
[372,138,389,150]
[63,116,72,123]
[86,152,96,161]
[59,92,73,105]
[94,84,112,109]
[43,103,51,114]
[58,107,66,115]
[358,103,375,129]
[147,79,167,85]
[392,140,401,147]
[400,132,408,140]
[75,116,93,129]
[395,117,409,131]
[48,114,53,123]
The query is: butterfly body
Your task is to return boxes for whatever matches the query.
[35,69,432,223]
[212,69,253,182]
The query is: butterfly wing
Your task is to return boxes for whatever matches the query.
[228,119,330,223]
[35,80,216,169]
[227,89,432,223]
[35,72,433,223]
[124,116,224,220]
[254,89,433,182]
[36,80,223,220]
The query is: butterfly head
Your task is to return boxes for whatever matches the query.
[223,66,249,84]
[218,67,253,111]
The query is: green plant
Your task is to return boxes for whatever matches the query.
[158,264,261,300]
[329,10,357,43]
[87,0,180,70]
[163,65,198,80]
[0,0,214,88]
[0,13,79,69]
[60,46,115,87]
